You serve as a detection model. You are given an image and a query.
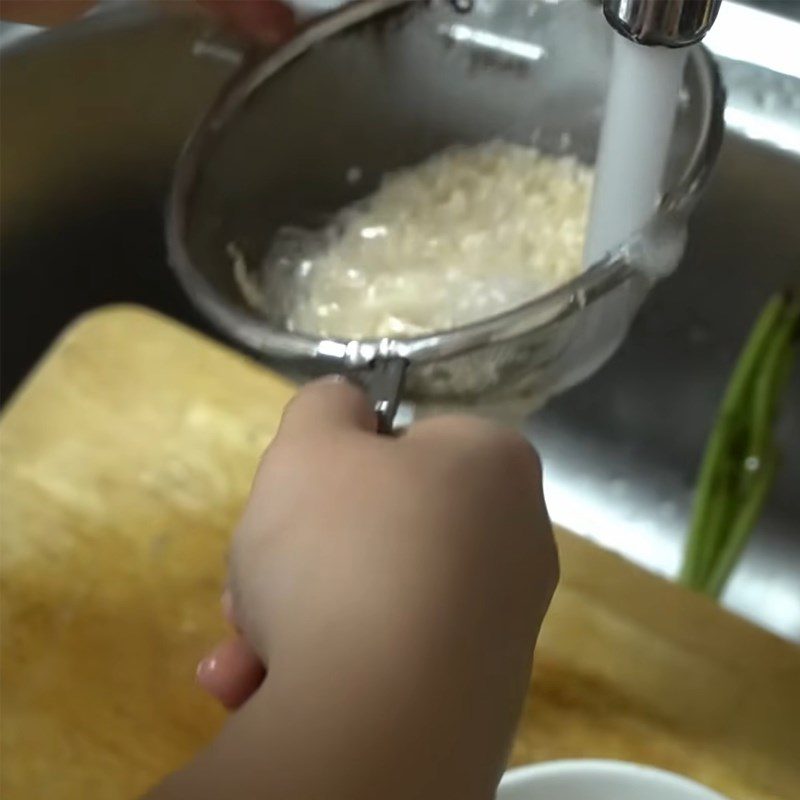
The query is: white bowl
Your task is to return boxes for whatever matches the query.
[497,760,729,800]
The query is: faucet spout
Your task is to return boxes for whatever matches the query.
[603,0,721,47]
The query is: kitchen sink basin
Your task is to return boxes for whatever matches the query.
[1,1,798,639]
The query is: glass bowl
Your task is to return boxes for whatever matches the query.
[167,0,724,416]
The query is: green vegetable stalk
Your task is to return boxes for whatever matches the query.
[679,290,799,597]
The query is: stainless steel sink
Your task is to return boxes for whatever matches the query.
[531,3,800,641]
[533,129,800,640]
[1,2,798,639]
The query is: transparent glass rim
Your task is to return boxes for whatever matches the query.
[167,0,725,368]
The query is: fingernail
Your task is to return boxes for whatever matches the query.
[196,654,217,682]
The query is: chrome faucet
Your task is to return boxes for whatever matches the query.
[602,0,722,47]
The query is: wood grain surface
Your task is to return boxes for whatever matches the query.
[1,306,798,800]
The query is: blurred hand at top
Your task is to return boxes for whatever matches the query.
[0,0,296,46]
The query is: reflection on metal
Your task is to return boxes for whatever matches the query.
[704,2,800,80]
[440,23,547,62]
[723,105,800,157]
[602,0,721,47]
[703,3,800,156]
[191,38,242,66]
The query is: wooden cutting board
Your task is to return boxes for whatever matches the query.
[1,306,798,800]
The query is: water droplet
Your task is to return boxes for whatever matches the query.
[744,455,761,472]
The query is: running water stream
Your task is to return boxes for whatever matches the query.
[583,35,691,268]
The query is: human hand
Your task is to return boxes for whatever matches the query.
[0,0,296,45]
[188,378,558,797]
[195,0,295,44]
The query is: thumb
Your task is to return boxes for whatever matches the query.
[279,376,377,437]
